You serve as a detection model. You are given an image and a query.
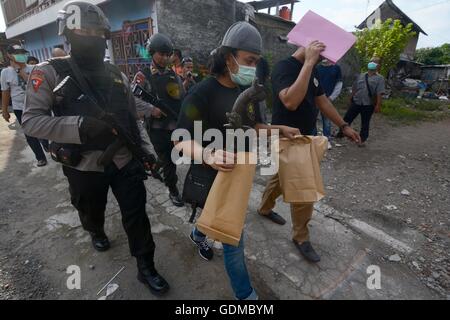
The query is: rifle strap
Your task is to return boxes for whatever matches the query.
[67,57,100,106]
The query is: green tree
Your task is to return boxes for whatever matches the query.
[415,44,450,65]
[355,19,416,76]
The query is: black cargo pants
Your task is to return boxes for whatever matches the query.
[62,159,155,260]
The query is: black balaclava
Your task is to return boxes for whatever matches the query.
[151,51,169,72]
[69,32,106,70]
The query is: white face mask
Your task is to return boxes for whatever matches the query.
[228,55,256,86]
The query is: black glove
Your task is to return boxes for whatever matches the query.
[79,116,114,145]
[143,153,157,167]
[143,153,164,182]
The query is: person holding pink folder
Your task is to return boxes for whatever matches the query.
[258,41,361,263]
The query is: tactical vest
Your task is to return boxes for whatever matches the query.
[144,67,182,130]
[49,57,141,152]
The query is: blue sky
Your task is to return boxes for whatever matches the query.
[242,0,450,48]
[0,0,448,48]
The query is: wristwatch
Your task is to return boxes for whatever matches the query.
[340,123,350,131]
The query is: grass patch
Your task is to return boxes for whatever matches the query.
[381,97,449,122]
[381,98,428,121]
[413,99,445,111]
[381,100,429,122]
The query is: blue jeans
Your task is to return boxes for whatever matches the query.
[313,112,332,139]
[193,228,254,300]
[14,110,48,161]
[321,113,332,139]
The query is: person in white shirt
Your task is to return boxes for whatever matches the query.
[1,45,48,167]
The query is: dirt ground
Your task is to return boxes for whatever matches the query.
[322,115,450,297]
[0,112,448,300]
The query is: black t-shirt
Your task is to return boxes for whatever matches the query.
[271,57,324,135]
[177,77,262,151]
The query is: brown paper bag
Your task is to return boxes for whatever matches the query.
[196,152,257,247]
[277,136,328,204]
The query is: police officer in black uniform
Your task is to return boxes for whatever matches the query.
[22,1,169,296]
[133,34,185,207]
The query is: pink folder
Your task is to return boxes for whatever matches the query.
[287,10,357,64]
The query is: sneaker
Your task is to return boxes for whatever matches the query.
[328,141,333,150]
[189,232,214,261]
[37,160,47,167]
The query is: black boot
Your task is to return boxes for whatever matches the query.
[137,255,170,296]
[89,231,110,252]
[169,186,184,207]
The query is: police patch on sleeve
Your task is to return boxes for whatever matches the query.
[30,70,45,92]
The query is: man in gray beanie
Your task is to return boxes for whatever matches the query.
[175,21,300,300]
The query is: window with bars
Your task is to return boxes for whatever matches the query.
[111,18,154,80]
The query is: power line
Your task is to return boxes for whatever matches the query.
[365,0,371,17]
[406,0,450,13]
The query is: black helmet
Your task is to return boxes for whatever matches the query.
[57,1,111,39]
[146,34,174,55]
[221,22,262,55]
